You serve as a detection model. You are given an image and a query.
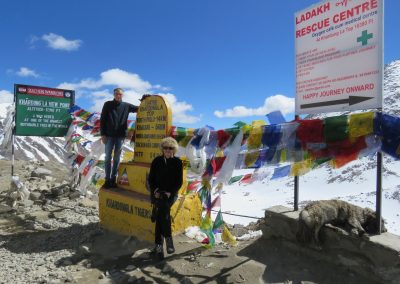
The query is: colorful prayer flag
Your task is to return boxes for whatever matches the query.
[271,165,291,179]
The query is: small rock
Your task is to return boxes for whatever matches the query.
[179,277,194,284]
[51,186,64,196]
[205,262,214,268]
[42,223,52,229]
[69,191,81,199]
[63,260,72,266]
[20,199,34,207]
[125,265,136,271]
[235,273,246,283]
[162,263,174,274]
[127,276,137,283]
[79,198,98,209]
[45,176,55,182]
[39,185,50,192]
[78,245,90,255]
[131,248,150,259]
[0,204,13,213]
[29,191,42,201]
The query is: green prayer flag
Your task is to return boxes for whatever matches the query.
[228,175,243,185]
[198,187,208,203]
[201,212,213,231]
[312,157,332,168]
[324,115,349,142]
[213,210,224,230]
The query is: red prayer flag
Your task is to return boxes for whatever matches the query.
[296,119,324,149]
[240,173,253,184]
[217,130,231,148]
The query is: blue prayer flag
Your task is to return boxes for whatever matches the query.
[271,165,291,179]
[266,111,286,125]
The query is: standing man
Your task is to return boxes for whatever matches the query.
[100,88,138,188]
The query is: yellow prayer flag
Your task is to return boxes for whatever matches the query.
[122,151,134,162]
[241,124,252,135]
[290,159,312,176]
[215,149,225,157]
[95,178,105,189]
[244,151,260,167]
[221,225,237,246]
[349,112,374,139]
[280,149,287,163]
[251,120,266,127]
[247,121,266,149]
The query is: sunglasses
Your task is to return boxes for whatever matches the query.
[163,147,174,150]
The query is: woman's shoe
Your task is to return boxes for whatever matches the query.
[166,237,175,254]
[150,244,164,260]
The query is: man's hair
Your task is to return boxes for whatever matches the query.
[114,88,124,94]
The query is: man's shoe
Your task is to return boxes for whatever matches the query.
[103,180,111,189]
[166,237,175,254]
[110,177,117,188]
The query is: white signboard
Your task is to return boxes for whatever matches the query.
[295,0,383,114]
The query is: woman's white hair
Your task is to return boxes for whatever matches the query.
[160,137,179,154]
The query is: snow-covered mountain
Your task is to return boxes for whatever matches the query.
[0,103,66,162]
[384,60,400,116]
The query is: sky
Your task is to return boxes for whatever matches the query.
[1,0,399,129]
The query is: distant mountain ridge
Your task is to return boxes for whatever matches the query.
[0,103,66,162]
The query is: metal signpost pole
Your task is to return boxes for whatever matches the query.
[376,148,382,234]
[294,115,299,211]
[376,0,384,234]
[11,84,16,177]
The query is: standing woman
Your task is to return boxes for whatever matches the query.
[148,137,183,259]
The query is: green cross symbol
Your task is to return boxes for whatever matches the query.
[357,30,373,46]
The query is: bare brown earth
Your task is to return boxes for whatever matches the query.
[0,160,382,284]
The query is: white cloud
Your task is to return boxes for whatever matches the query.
[42,33,82,51]
[0,90,13,103]
[16,67,39,78]
[160,93,201,124]
[214,94,295,118]
[60,69,200,124]
[100,69,151,93]
[89,90,113,112]
[57,79,100,90]
[57,69,151,93]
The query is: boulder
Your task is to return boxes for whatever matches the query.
[31,168,52,178]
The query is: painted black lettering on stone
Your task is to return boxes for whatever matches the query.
[106,198,134,214]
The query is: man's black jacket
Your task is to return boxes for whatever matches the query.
[148,156,183,201]
[100,99,138,137]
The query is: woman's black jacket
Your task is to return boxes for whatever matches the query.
[148,156,183,203]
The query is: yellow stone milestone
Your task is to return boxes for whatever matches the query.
[99,95,202,242]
